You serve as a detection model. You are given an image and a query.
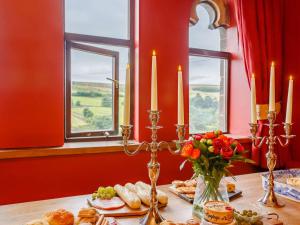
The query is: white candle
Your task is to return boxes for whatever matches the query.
[285,76,293,124]
[178,65,184,125]
[123,64,130,126]
[151,50,158,111]
[250,74,257,124]
[269,62,276,112]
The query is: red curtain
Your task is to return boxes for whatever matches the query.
[235,0,289,167]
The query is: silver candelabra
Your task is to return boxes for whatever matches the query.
[120,110,186,225]
[249,111,295,208]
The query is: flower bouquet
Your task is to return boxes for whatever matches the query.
[180,130,254,218]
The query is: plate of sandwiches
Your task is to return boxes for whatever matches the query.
[169,179,242,203]
[25,207,117,225]
[87,181,168,217]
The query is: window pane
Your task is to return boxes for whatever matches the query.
[77,43,129,133]
[65,0,129,39]
[189,56,227,133]
[71,48,114,133]
[189,5,221,50]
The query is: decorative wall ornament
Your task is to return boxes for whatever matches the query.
[190,0,230,29]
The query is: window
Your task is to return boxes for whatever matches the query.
[189,3,230,134]
[65,0,134,141]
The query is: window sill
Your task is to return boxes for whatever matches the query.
[0,134,251,160]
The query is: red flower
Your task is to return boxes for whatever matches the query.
[191,148,201,159]
[236,142,245,153]
[212,138,224,154]
[181,141,194,158]
[220,146,234,160]
[204,132,215,139]
[194,134,203,141]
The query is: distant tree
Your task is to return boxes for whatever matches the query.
[102,96,112,107]
[92,116,112,130]
[75,100,81,106]
[83,108,94,118]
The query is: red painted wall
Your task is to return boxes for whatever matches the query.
[0,1,64,148]
[0,0,257,205]
[134,0,192,142]
[0,152,193,205]
[226,0,251,135]
[283,0,300,164]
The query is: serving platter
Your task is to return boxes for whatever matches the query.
[87,197,167,217]
[261,169,300,202]
[168,185,242,203]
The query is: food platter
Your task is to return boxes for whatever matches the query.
[88,181,168,217]
[87,197,167,217]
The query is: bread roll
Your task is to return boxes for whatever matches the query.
[114,184,141,209]
[125,183,137,193]
[136,181,168,205]
[44,209,74,225]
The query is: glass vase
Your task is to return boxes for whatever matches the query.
[193,175,229,219]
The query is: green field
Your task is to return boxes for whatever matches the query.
[71,82,222,134]
[71,82,124,132]
[189,84,222,133]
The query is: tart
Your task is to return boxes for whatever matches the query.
[203,201,234,224]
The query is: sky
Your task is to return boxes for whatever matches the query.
[66,1,223,86]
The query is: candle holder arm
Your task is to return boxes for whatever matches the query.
[275,123,295,147]
[158,141,181,155]
[124,141,150,156]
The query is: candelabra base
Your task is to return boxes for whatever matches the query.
[140,206,164,225]
[258,189,285,208]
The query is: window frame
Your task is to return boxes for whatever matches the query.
[64,0,135,142]
[188,48,231,135]
[65,41,120,139]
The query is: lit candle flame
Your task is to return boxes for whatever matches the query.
[289,75,293,80]
[271,61,275,67]
[178,65,182,72]
[126,64,130,69]
[152,50,156,56]
[252,73,255,79]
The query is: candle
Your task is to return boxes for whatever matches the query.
[250,74,257,124]
[269,61,276,112]
[285,76,294,124]
[151,50,158,111]
[178,65,184,125]
[123,64,130,126]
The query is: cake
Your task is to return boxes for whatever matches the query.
[203,201,234,224]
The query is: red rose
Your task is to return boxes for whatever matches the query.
[220,146,234,160]
[194,134,203,141]
[212,138,224,154]
[236,142,245,153]
[191,148,201,159]
[204,132,215,139]
[181,141,194,158]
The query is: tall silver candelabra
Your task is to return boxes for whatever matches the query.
[249,111,295,208]
[120,110,186,225]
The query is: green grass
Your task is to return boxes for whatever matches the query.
[71,82,124,132]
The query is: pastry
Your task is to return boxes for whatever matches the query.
[176,186,196,194]
[172,180,185,188]
[76,207,99,225]
[25,219,49,225]
[186,193,195,199]
[203,201,234,224]
[44,209,74,225]
[184,179,197,187]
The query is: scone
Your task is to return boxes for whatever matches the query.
[44,209,74,225]
[26,219,49,225]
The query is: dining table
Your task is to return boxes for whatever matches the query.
[0,172,299,225]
